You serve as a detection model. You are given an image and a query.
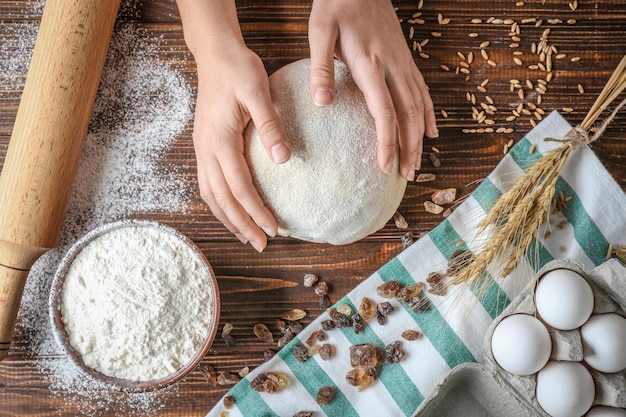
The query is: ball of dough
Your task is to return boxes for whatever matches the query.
[244,59,407,245]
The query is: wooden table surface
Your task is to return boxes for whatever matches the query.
[0,0,624,415]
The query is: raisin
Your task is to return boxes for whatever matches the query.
[328,308,353,328]
[321,319,336,331]
[396,283,424,302]
[377,280,401,298]
[352,313,365,334]
[319,295,331,308]
[401,231,414,249]
[223,395,235,409]
[345,367,378,391]
[277,329,294,347]
[253,323,275,344]
[350,343,379,368]
[217,371,240,385]
[447,249,474,275]
[316,386,335,405]
[250,372,289,393]
[336,303,352,316]
[279,309,307,321]
[293,413,314,417]
[223,334,235,348]
[376,310,387,325]
[401,330,421,341]
[288,320,304,334]
[292,342,309,362]
[263,349,275,361]
[426,272,448,296]
[406,296,430,313]
[383,341,405,364]
[359,297,376,322]
[201,365,217,386]
[377,301,395,316]
[319,343,334,360]
[306,330,321,347]
[314,281,329,296]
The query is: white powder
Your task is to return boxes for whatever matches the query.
[1,6,199,413]
[60,225,214,382]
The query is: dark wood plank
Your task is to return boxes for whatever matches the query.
[0,0,625,415]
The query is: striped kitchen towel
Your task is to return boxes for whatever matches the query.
[206,111,626,417]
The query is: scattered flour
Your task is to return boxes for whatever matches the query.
[1,6,197,414]
[60,225,214,382]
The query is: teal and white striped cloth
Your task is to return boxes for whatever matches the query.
[206,111,626,417]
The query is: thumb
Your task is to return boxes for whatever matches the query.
[308,22,338,107]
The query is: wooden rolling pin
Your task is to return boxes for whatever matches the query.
[0,0,120,360]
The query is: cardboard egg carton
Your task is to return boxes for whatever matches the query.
[414,259,626,417]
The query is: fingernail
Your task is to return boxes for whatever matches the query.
[235,233,248,244]
[430,124,439,138]
[271,143,290,163]
[262,226,276,237]
[416,156,422,171]
[405,165,416,181]
[314,88,333,107]
[250,240,264,253]
[384,157,394,174]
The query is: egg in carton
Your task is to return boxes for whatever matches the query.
[414,258,626,417]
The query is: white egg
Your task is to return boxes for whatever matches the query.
[586,406,626,417]
[535,268,594,330]
[536,361,595,417]
[491,314,551,375]
[581,313,626,373]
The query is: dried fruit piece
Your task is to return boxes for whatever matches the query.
[377,280,401,298]
[396,282,424,302]
[306,330,322,347]
[303,273,318,287]
[377,301,395,317]
[292,342,309,362]
[376,310,387,325]
[426,272,448,296]
[223,334,235,348]
[424,201,444,214]
[277,329,294,347]
[352,313,365,334]
[401,232,414,249]
[279,309,307,321]
[336,303,352,316]
[293,412,314,417]
[222,322,234,337]
[250,372,289,393]
[319,295,331,308]
[275,318,288,333]
[402,330,421,341]
[315,281,329,296]
[201,365,217,386]
[447,249,474,275]
[350,343,379,368]
[253,323,275,344]
[383,341,405,364]
[415,173,436,182]
[327,308,353,328]
[263,349,275,361]
[346,367,378,391]
[432,188,457,205]
[319,343,334,360]
[223,395,235,409]
[238,366,250,377]
[359,297,376,322]
[406,296,430,313]
[316,386,335,405]
[307,344,321,356]
[287,320,303,334]
[430,152,441,167]
[217,371,241,385]
[321,319,336,331]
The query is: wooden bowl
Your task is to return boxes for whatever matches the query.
[48,219,220,392]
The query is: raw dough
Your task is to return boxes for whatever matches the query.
[244,59,407,245]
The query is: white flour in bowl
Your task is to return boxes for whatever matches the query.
[60,225,214,382]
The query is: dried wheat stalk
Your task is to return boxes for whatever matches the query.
[452,55,626,285]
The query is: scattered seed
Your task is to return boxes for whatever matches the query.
[431,32,442,37]
[430,153,441,167]
[578,84,585,94]
[419,52,429,59]
[440,109,448,118]
[440,64,450,71]
[469,32,479,38]
[415,173,436,182]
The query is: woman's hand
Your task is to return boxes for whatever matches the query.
[177,0,291,252]
[308,0,438,181]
